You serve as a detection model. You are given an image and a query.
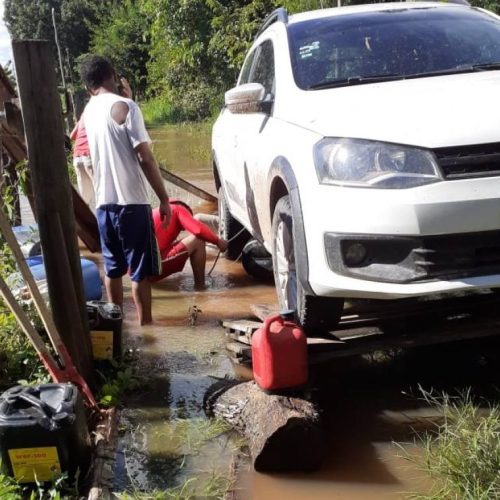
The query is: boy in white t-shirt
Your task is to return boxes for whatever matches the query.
[80,55,171,325]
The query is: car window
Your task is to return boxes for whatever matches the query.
[239,50,256,85]
[288,7,500,89]
[250,40,275,95]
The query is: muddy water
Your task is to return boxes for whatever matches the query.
[106,126,500,498]
[112,124,280,495]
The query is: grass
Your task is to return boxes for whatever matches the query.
[0,241,47,389]
[118,418,236,499]
[149,417,232,456]
[116,471,233,499]
[0,469,74,500]
[140,95,219,129]
[398,388,500,499]
[140,96,179,127]
[0,470,21,500]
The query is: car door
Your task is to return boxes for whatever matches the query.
[213,49,257,225]
[234,39,276,240]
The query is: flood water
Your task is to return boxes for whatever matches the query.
[91,125,500,498]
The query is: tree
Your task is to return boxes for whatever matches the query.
[89,0,151,98]
[208,0,278,85]
[4,0,107,82]
[143,0,221,118]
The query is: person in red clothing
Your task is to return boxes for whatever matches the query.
[70,116,94,207]
[151,200,228,289]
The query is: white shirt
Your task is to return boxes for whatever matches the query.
[83,93,151,208]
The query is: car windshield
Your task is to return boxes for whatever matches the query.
[288,7,500,89]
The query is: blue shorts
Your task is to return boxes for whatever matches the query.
[96,204,160,282]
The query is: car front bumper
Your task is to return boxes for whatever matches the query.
[303,176,500,298]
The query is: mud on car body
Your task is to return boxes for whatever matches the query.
[212,2,500,332]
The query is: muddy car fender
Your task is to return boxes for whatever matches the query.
[268,156,314,295]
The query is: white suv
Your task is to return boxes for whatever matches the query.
[212,2,500,333]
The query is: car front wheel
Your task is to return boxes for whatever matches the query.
[271,195,344,334]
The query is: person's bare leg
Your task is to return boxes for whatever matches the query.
[105,276,123,310]
[194,213,219,234]
[181,235,207,289]
[131,279,153,325]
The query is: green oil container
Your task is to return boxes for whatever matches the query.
[86,300,123,361]
[0,383,91,484]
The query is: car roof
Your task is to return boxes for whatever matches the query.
[287,2,471,25]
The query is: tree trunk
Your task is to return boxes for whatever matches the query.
[205,380,324,472]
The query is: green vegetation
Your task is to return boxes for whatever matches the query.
[153,417,232,455]
[117,418,235,499]
[0,470,75,500]
[400,390,500,500]
[5,0,500,124]
[116,472,233,500]
[96,350,145,406]
[4,0,325,123]
[0,469,21,500]
[0,238,45,389]
[140,96,178,127]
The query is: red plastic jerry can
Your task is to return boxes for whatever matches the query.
[251,312,308,391]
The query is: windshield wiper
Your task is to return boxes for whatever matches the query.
[405,63,500,79]
[307,62,500,90]
[308,74,403,90]
[469,62,500,71]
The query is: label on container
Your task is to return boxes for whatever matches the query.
[90,330,114,360]
[8,446,61,483]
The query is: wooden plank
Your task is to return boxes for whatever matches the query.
[159,165,217,202]
[226,341,252,358]
[71,186,100,252]
[1,122,27,162]
[88,408,120,500]
[13,40,94,381]
[0,64,16,101]
[309,313,500,364]
[251,304,279,322]
[5,101,24,137]
[223,317,344,352]
[222,319,262,335]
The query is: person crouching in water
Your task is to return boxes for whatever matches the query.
[151,200,228,289]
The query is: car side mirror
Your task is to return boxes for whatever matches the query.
[225,83,272,114]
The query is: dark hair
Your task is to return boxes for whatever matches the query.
[170,199,193,215]
[79,55,115,90]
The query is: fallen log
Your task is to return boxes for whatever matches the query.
[205,380,323,472]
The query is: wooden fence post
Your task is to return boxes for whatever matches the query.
[12,40,94,382]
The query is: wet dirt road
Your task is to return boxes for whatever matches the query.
[107,126,500,498]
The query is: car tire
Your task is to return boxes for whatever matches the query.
[218,187,250,260]
[272,195,344,334]
[241,239,274,281]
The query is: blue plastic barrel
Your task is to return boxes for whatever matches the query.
[28,257,102,301]
[26,255,43,267]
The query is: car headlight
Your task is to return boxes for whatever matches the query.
[314,138,442,188]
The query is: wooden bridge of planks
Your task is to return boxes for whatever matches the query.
[223,292,500,366]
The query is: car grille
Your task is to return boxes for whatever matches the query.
[433,142,500,180]
[326,230,500,283]
[413,230,500,280]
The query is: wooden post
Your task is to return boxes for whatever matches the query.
[12,40,94,381]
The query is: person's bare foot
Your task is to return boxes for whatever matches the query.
[139,315,153,326]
